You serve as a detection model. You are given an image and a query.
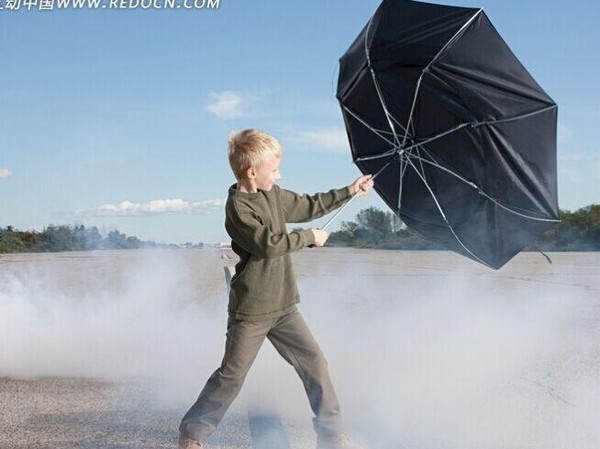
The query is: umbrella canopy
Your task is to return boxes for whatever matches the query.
[337,0,560,269]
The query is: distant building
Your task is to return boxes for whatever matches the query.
[177,242,208,249]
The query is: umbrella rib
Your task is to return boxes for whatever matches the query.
[413,141,442,169]
[390,112,411,137]
[415,141,557,221]
[425,9,483,73]
[370,69,403,147]
[407,151,560,223]
[405,104,557,153]
[401,9,483,147]
[397,153,410,210]
[414,146,427,179]
[367,128,398,137]
[487,104,557,125]
[403,155,494,269]
[401,75,425,147]
[342,92,410,210]
[356,149,397,162]
[341,105,397,147]
[411,122,470,150]
[398,156,403,210]
[364,8,429,150]
[364,11,404,148]
[341,104,417,165]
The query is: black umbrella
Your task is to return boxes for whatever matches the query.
[335,0,560,269]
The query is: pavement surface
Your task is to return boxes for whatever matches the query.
[1,248,598,449]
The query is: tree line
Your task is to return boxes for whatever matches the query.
[325,204,600,251]
[1,203,598,254]
[0,225,163,254]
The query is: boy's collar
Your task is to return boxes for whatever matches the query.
[235,179,260,194]
[230,183,263,196]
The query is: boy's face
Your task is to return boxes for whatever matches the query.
[250,152,281,191]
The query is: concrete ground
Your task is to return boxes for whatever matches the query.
[1,248,598,449]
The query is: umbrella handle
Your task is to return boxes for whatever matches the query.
[307,163,392,249]
[321,191,361,231]
[322,161,391,231]
[307,194,360,248]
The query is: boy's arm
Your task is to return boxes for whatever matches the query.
[228,203,316,259]
[279,186,353,224]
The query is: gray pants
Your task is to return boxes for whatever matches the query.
[179,309,344,443]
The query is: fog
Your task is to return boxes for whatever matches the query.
[0,248,598,449]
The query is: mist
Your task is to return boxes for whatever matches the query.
[0,248,598,449]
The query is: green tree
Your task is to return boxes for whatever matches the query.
[73,225,103,250]
[0,224,161,254]
[107,230,129,249]
[327,220,359,246]
[355,207,393,245]
[0,227,26,253]
[37,225,77,252]
[356,207,392,235]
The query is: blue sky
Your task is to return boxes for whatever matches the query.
[1,0,598,244]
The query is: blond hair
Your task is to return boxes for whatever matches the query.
[227,129,282,180]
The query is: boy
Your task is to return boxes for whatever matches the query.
[179,129,374,449]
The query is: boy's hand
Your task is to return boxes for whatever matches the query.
[349,174,374,196]
[310,228,328,247]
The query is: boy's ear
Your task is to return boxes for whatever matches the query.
[244,166,256,179]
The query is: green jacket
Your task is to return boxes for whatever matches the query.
[225,183,352,320]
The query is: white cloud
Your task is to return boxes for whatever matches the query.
[206,91,244,119]
[0,168,12,179]
[292,127,349,152]
[75,198,225,218]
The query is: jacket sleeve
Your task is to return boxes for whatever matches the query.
[279,186,353,224]
[227,202,316,259]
